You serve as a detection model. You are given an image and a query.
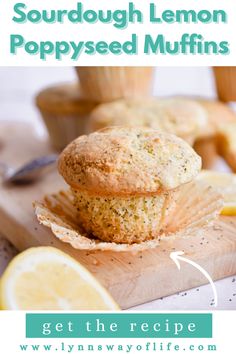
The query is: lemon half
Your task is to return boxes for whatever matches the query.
[197,170,236,216]
[0,247,119,311]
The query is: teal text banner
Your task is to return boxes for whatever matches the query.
[26,313,212,338]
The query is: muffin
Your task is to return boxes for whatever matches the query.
[36,83,98,151]
[197,99,236,136]
[58,127,201,244]
[88,97,208,145]
[193,138,217,169]
[76,67,154,102]
[213,67,236,102]
[217,122,236,172]
[194,99,236,168]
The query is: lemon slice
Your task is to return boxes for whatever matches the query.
[197,170,236,215]
[220,203,236,216]
[0,247,119,310]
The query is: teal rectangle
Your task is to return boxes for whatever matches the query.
[26,313,212,338]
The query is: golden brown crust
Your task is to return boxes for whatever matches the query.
[58,127,201,195]
[89,97,208,144]
[36,83,98,115]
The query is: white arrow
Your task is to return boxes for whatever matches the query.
[170,251,218,307]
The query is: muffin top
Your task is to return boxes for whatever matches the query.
[58,127,201,196]
[36,83,98,115]
[89,97,208,143]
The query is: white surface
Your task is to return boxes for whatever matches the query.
[0,67,235,310]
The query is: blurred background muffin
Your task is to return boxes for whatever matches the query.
[217,122,236,172]
[88,97,208,146]
[36,83,98,150]
[89,95,236,169]
[213,67,236,102]
[75,67,154,102]
[193,99,236,169]
[2,66,236,172]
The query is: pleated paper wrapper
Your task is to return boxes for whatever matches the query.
[75,67,154,102]
[34,181,223,252]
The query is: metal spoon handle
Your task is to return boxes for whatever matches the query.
[15,154,58,175]
[0,162,12,176]
[5,154,58,184]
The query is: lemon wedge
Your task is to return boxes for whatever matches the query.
[0,247,119,310]
[197,170,236,216]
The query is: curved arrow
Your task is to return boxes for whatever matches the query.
[170,251,218,307]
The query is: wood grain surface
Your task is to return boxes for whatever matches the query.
[0,122,235,309]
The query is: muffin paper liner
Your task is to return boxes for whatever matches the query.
[76,67,154,102]
[40,112,91,151]
[34,181,223,252]
[213,67,236,102]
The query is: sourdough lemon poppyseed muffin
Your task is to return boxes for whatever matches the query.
[58,127,201,244]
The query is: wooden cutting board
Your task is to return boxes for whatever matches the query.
[0,122,236,309]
